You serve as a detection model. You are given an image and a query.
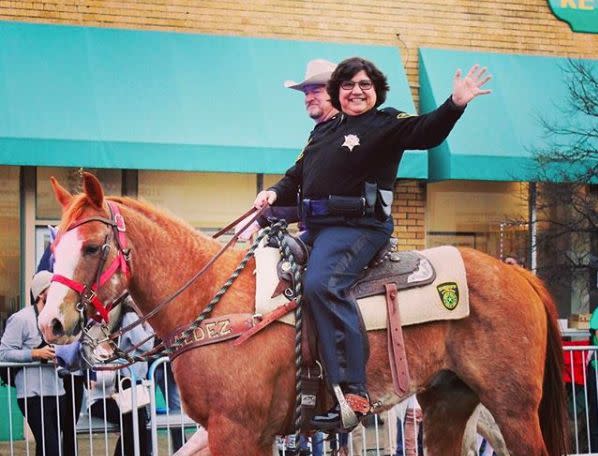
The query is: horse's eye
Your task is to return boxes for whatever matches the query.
[83,245,100,256]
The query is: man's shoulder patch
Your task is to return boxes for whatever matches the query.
[380,107,416,119]
[380,107,400,117]
[396,111,416,119]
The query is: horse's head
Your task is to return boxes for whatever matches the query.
[39,172,132,344]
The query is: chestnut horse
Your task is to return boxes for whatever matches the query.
[39,173,568,456]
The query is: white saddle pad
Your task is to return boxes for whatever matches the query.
[255,245,469,330]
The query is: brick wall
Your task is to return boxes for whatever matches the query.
[2,0,597,249]
[393,180,426,250]
[2,0,597,103]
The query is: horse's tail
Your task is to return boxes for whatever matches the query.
[514,267,569,456]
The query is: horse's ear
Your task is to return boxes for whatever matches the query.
[82,172,104,209]
[50,177,73,209]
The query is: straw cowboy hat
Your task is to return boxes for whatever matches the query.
[31,270,52,302]
[284,59,337,91]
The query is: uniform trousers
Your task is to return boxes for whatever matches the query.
[302,217,393,385]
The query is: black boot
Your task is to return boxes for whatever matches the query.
[310,402,343,431]
[310,384,370,431]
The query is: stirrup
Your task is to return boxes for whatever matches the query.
[332,384,359,430]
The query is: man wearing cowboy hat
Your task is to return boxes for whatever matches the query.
[236,58,339,240]
[284,58,339,124]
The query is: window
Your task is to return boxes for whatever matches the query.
[0,167,20,333]
[138,171,257,230]
[426,181,529,260]
[36,167,122,220]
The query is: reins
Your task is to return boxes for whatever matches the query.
[71,204,308,436]
[108,206,262,342]
[78,204,267,367]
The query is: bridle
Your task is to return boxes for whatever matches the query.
[51,201,131,323]
[51,200,266,369]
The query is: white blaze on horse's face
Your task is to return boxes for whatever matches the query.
[38,228,83,344]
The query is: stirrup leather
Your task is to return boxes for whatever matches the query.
[345,393,372,415]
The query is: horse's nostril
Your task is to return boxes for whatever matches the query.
[51,318,64,337]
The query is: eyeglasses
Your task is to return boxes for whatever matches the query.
[340,80,373,91]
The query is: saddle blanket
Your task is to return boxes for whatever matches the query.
[255,245,469,330]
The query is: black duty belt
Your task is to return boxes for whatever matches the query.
[302,196,372,218]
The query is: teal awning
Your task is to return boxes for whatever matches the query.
[0,21,425,178]
[420,48,597,181]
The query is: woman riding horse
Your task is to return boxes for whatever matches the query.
[253,57,491,430]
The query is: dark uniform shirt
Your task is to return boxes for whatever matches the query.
[270,96,465,205]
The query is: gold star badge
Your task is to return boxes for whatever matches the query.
[342,134,360,152]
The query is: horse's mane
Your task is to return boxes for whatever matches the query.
[59,193,216,247]
[109,196,211,240]
[58,193,89,233]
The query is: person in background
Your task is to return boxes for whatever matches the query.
[0,271,65,456]
[395,396,423,456]
[37,226,87,456]
[88,305,154,456]
[503,254,524,267]
[236,58,339,241]
[55,341,88,456]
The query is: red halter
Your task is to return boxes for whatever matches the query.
[51,202,131,322]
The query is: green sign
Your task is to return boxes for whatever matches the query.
[548,0,598,33]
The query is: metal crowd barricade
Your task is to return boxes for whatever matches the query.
[2,345,598,456]
[0,360,64,456]
[0,361,146,456]
[276,406,417,456]
[563,344,598,456]
[147,356,203,455]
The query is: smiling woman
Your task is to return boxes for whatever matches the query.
[338,70,377,116]
[252,55,493,431]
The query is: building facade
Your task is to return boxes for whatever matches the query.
[0,0,597,325]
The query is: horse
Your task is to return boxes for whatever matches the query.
[38,172,568,456]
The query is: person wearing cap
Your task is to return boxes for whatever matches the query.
[253,57,491,430]
[236,58,339,240]
[0,270,65,456]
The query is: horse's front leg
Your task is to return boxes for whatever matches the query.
[206,413,276,456]
[173,428,209,456]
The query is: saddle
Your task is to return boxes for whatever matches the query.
[269,234,436,300]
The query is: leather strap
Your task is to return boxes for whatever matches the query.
[166,313,255,361]
[385,283,411,396]
[301,311,315,364]
[299,365,323,432]
[345,393,372,415]
[233,300,298,346]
